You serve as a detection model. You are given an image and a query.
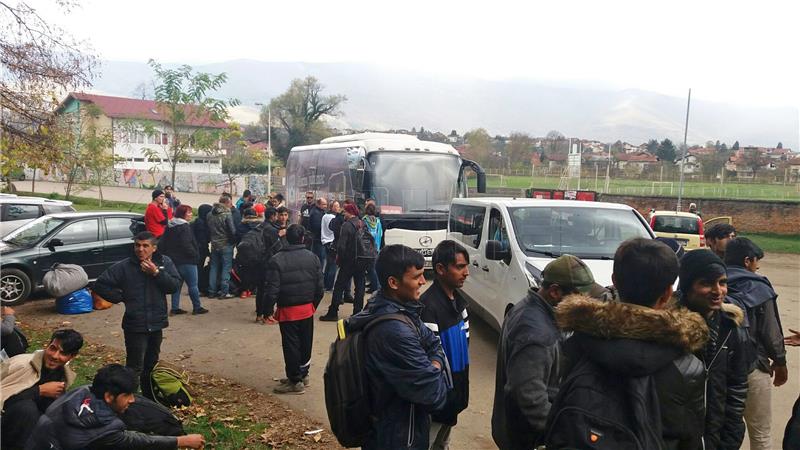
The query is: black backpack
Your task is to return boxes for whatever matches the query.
[350,220,377,261]
[324,313,416,448]
[1,326,28,358]
[236,228,266,267]
[122,394,185,436]
[544,356,664,450]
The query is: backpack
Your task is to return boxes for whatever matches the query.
[236,228,265,267]
[544,356,664,450]
[324,313,417,448]
[350,220,377,261]
[1,326,28,358]
[122,394,185,436]
[150,363,193,408]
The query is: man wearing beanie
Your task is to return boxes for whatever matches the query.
[144,189,173,237]
[678,249,748,450]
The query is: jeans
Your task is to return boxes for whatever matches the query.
[208,244,234,296]
[171,264,203,312]
[429,422,453,450]
[367,262,380,291]
[323,243,337,290]
[124,330,163,400]
[312,240,326,266]
[279,317,314,383]
[743,369,773,450]
[330,260,368,315]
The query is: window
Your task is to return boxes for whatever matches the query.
[208,159,219,164]
[133,158,144,162]
[652,215,700,234]
[193,159,204,164]
[105,217,135,240]
[3,217,66,247]
[148,157,161,162]
[161,133,169,145]
[448,204,485,249]
[4,204,41,221]
[43,204,74,214]
[488,209,509,251]
[52,219,99,245]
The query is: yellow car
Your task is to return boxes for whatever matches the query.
[649,211,732,250]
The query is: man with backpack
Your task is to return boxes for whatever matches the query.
[332,244,450,449]
[254,207,286,324]
[264,225,324,395]
[206,195,237,299]
[492,255,606,450]
[420,240,470,450]
[547,238,709,450]
[320,203,376,321]
[725,238,786,450]
[25,364,205,449]
[234,208,264,298]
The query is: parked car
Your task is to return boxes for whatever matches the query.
[0,195,75,237]
[0,212,144,305]
[649,211,732,250]
[447,198,654,330]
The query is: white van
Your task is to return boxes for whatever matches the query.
[447,198,654,330]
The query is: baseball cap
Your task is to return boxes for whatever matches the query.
[542,254,606,297]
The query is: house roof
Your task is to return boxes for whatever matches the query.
[616,152,659,162]
[58,92,228,129]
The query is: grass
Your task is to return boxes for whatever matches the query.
[16,191,147,214]
[746,233,800,254]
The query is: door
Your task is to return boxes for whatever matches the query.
[102,217,137,269]
[704,216,733,228]
[483,208,517,324]
[37,219,104,281]
[448,203,489,310]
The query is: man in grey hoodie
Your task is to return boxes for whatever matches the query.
[206,196,236,299]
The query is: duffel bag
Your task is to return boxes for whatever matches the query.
[56,288,93,315]
[122,394,185,436]
[43,264,88,298]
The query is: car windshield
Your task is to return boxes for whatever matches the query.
[367,152,460,213]
[2,216,66,247]
[508,206,651,259]
[652,215,700,234]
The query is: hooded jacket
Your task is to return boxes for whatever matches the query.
[260,220,286,260]
[555,294,710,450]
[263,244,324,314]
[158,218,199,266]
[25,386,177,450]
[236,215,263,244]
[337,216,364,265]
[0,350,77,412]
[726,266,785,374]
[92,254,181,333]
[346,292,450,450]
[192,204,213,258]
[206,203,235,251]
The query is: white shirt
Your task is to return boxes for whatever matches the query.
[321,213,336,244]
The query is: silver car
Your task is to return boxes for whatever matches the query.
[0,195,75,237]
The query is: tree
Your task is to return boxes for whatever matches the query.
[732,141,740,150]
[741,148,768,179]
[646,139,659,153]
[656,138,677,162]
[146,60,239,187]
[463,128,492,165]
[1,1,97,184]
[546,130,565,140]
[777,142,783,149]
[266,76,346,162]
[58,104,115,202]
[221,127,268,194]
[507,132,534,169]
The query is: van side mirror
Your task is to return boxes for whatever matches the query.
[485,240,510,261]
[47,238,64,251]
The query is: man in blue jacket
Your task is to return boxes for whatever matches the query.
[346,244,451,449]
[93,232,181,399]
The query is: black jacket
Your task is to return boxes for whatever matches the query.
[25,386,177,450]
[206,204,235,251]
[192,204,212,259]
[420,281,469,427]
[492,289,562,450]
[300,201,314,229]
[158,219,199,266]
[263,244,323,314]
[555,295,710,450]
[347,293,451,450]
[337,216,362,265]
[260,221,286,260]
[308,206,326,241]
[235,216,263,245]
[93,254,181,333]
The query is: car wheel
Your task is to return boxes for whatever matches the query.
[1,268,31,306]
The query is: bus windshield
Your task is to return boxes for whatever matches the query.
[368,152,461,214]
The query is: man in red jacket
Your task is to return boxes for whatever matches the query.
[144,189,173,237]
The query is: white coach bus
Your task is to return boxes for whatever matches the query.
[286,133,486,264]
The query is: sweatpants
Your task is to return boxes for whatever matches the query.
[743,368,772,450]
[279,317,314,383]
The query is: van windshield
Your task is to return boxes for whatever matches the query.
[652,215,700,234]
[368,152,460,214]
[508,206,650,259]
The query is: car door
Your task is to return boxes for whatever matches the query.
[448,203,490,312]
[483,207,520,322]
[704,216,733,228]
[36,218,105,280]
[102,216,137,269]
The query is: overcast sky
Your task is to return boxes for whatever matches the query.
[34,0,800,110]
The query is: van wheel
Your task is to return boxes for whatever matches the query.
[1,268,31,306]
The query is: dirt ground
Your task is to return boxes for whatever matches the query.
[15,253,799,449]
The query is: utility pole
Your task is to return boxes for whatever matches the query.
[255,102,272,195]
[677,88,691,211]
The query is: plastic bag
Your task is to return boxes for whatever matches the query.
[56,288,93,315]
[43,264,88,298]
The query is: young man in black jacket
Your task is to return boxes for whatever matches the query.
[93,232,182,400]
[678,249,748,450]
[264,225,323,394]
[421,240,470,450]
[26,364,204,449]
[724,237,787,450]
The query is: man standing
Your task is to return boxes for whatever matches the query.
[93,232,182,400]
[1,329,83,450]
[492,255,605,449]
[705,223,736,259]
[678,249,748,450]
[206,195,236,299]
[144,189,172,237]
[300,191,315,229]
[421,240,470,450]
[264,225,323,394]
[309,198,328,263]
[321,200,340,291]
[346,244,450,450]
[26,364,205,449]
[725,237,787,450]
[255,207,285,323]
[164,185,181,210]
[235,189,252,210]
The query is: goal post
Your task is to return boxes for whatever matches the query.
[651,181,674,195]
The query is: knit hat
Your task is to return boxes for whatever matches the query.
[152,189,164,200]
[343,203,360,217]
[243,207,257,218]
[253,203,266,215]
[679,249,726,293]
[543,254,606,297]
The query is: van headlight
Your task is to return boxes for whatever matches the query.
[525,262,542,288]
